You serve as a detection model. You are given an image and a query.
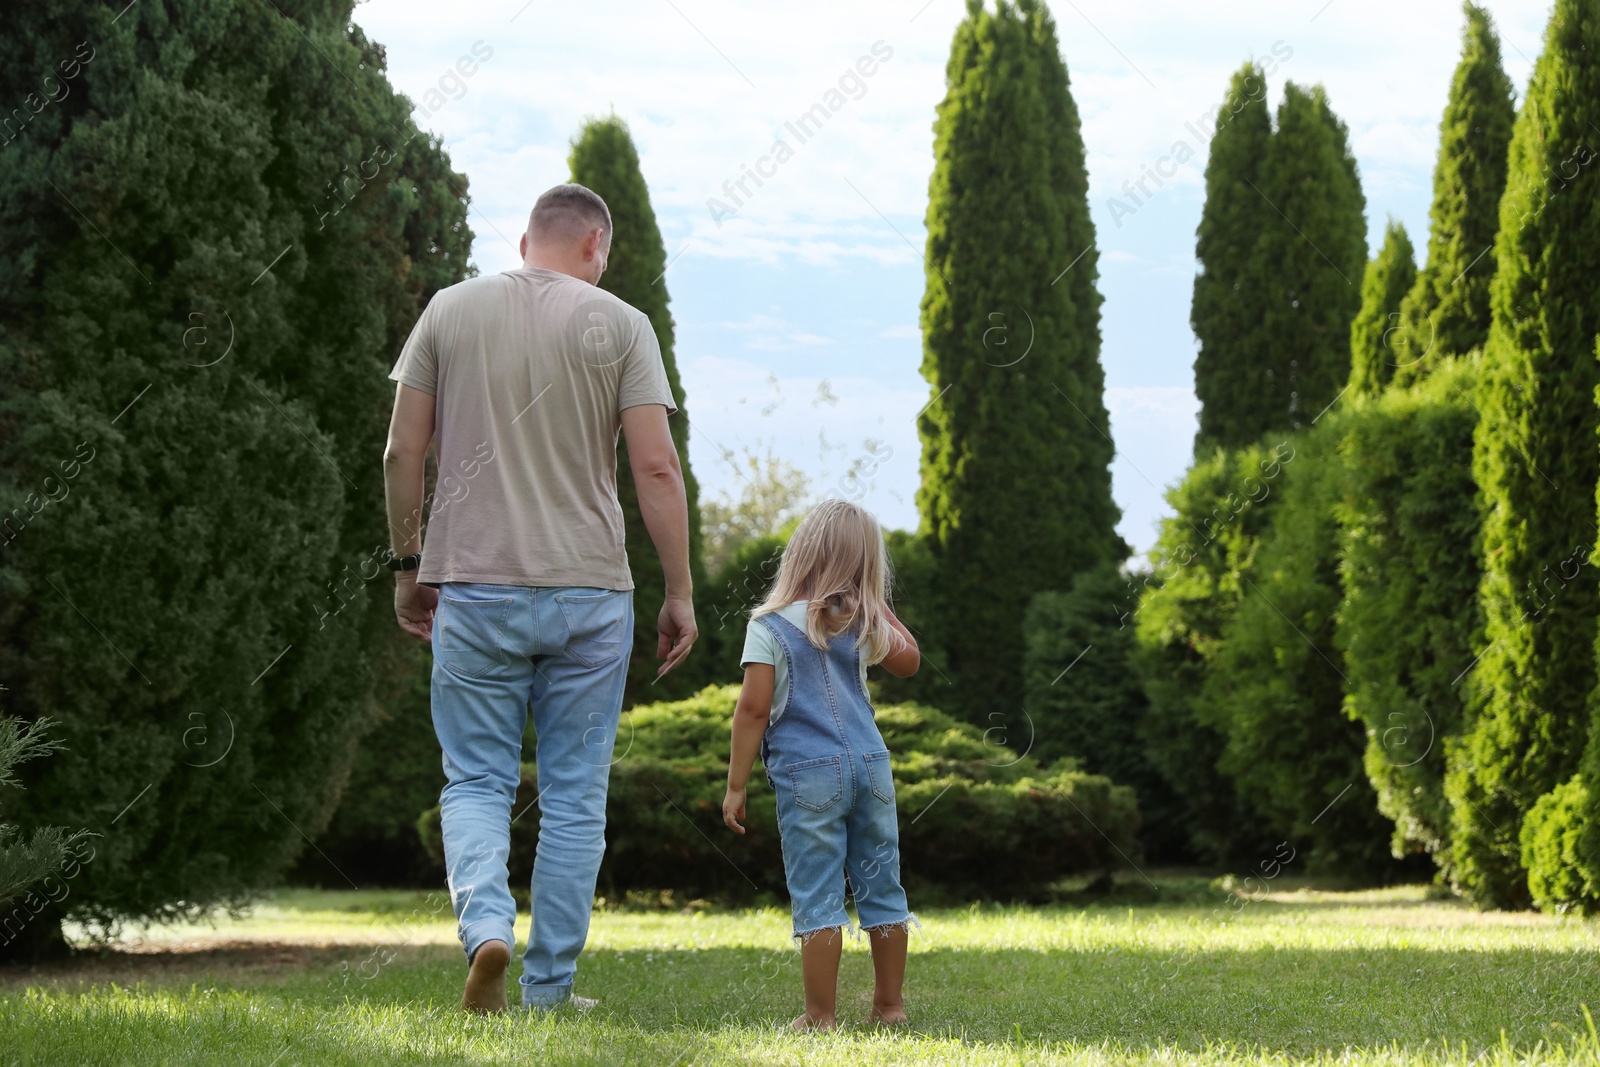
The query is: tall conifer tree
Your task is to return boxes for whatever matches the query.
[1449,0,1600,909]
[919,0,1124,720]
[1393,3,1515,386]
[569,117,707,705]
[1191,63,1274,453]
[1255,83,1368,430]
[1348,221,1416,397]
[0,0,470,954]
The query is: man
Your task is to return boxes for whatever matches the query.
[382,183,697,1013]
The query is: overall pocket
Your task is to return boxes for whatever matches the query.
[555,589,628,668]
[863,749,896,804]
[787,755,843,813]
[437,592,513,678]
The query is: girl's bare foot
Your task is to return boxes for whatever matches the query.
[790,1011,837,1031]
[462,939,510,1014]
[867,1004,908,1027]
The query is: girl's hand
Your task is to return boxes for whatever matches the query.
[722,786,747,835]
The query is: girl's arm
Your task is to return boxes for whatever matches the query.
[878,607,921,678]
[722,663,774,835]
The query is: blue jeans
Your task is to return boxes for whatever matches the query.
[430,581,633,1008]
[773,747,912,938]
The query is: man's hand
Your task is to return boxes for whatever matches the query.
[395,575,438,641]
[656,596,698,679]
[722,785,747,835]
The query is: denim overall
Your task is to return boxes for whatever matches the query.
[758,612,913,939]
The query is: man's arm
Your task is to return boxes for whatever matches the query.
[384,383,438,641]
[620,403,696,677]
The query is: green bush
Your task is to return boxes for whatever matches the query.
[1335,357,1480,870]
[420,687,1140,901]
[0,710,91,906]
[1023,564,1187,861]
[698,534,787,689]
[293,647,443,888]
[1133,441,1290,865]
[1197,416,1398,879]
[1521,775,1599,914]
[0,0,472,954]
[874,529,959,710]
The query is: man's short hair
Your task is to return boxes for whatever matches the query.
[528,184,612,245]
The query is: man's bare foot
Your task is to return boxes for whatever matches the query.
[790,1011,836,1031]
[867,1004,908,1027]
[462,939,510,1014]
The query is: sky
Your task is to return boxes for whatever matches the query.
[355,0,1550,558]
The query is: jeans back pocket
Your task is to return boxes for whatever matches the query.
[555,589,629,668]
[863,749,895,804]
[437,592,513,678]
[787,754,843,813]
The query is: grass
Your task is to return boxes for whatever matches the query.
[3,880,1599,1065]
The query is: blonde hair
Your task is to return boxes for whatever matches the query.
[752,499,894,664]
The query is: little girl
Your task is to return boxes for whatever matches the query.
[721,499,921,1031]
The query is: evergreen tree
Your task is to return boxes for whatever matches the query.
[1197,417,1399,877]
[1024,565,1188,861]
[0,708,90,903]
[568,116,707,705]
[1255,83,1368,430]
[1450,0,1600,909]
[1348,221,1416,397]
[919,0,1124,721]
[1133,441,1290,865]
[1393,3,1515,386]
[0,0,470,953]
[1336,359,1481,871]
[1191,63,1274,453]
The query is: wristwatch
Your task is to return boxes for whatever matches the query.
[385,552,423,573]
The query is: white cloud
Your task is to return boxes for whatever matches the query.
[355,0,1551,551]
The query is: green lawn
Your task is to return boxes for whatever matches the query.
[3,881,1598,1065]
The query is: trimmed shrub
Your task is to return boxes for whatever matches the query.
[0,711,90,905]
[1133,440,1291,865]
[420,687,1140,900]
[1023,564,1188,861]
[1197,416,1398,878]
[294,651,443,887]
[0,0,471,955]
[1521,775,1600,915]
[1335,357,1481,869]
[699,534,787,689]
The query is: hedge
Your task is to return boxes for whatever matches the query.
[420,686,1140,900]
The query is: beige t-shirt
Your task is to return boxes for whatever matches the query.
[389,266,676,590]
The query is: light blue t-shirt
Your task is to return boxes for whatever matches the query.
[740,600,870,723]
